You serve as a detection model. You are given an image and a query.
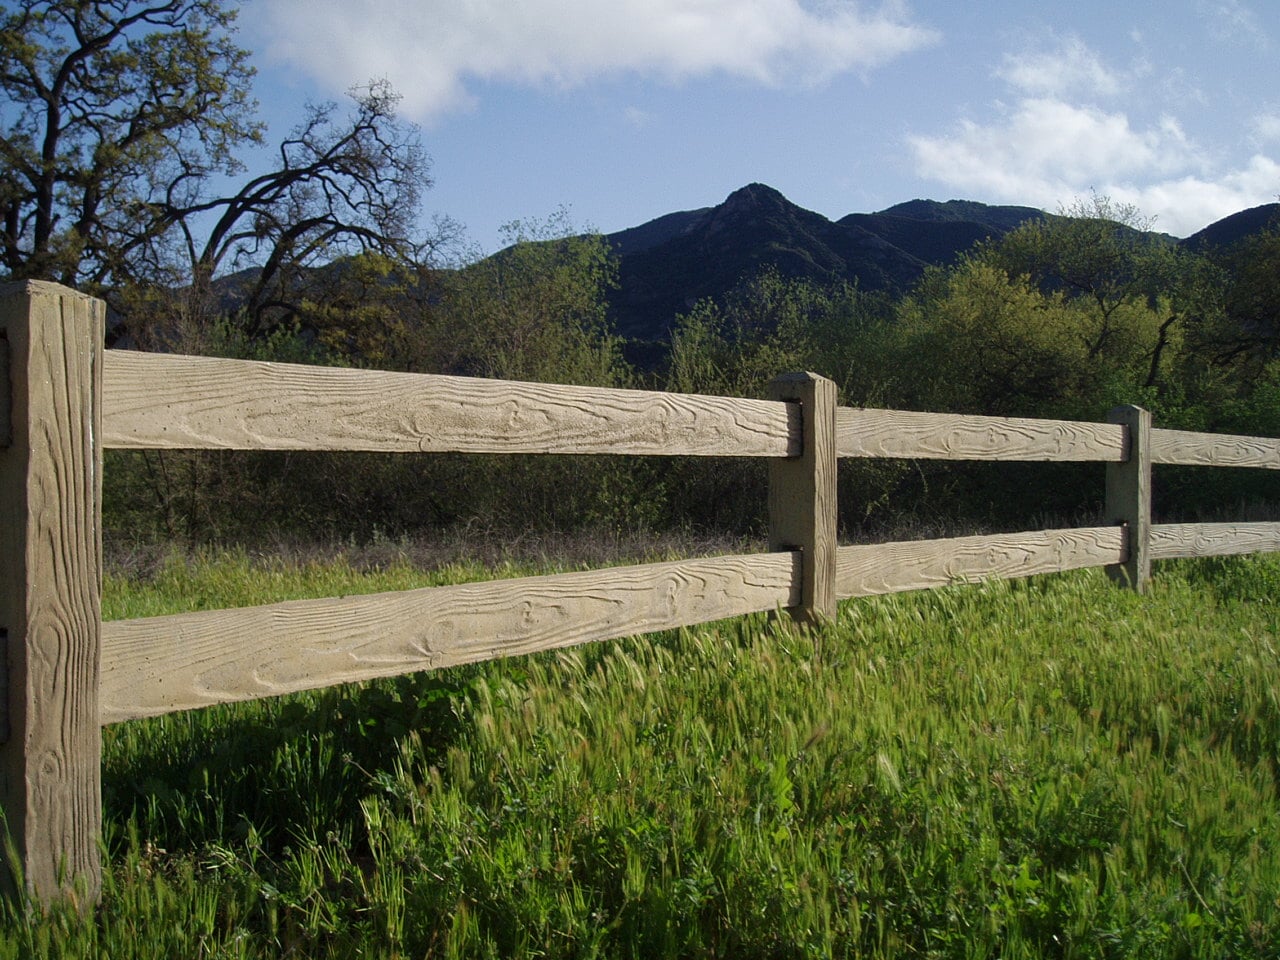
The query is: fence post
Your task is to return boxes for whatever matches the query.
[769,372,837,624]
[1105,404,1152,592]
[0,281,104,907]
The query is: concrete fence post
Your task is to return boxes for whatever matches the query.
[1105,404,1152,592]
[0,281,104,906]
[768,372,838,624]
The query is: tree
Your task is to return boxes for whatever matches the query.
[166,80,436,342]
[431,211,627,387]
[978,195,1216,397]
[890,261,1102,416]
[666,266,894,402]
[1,1,437,349]
[1,1,259,287]
[1199,225,1280,371]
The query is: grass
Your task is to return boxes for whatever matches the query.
[5,547,1280,957]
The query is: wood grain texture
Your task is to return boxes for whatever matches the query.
[1105,406,1152,592]
[835,527,1124,599]
[102,350,798,457]
[100,552,800,723]
[769,373,838,622]
[0,281,103,905]
[1151,427,1280,469]
[836,407,1125,462]
[1149,523,1280,560]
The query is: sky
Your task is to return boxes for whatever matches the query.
[235,0,1280,254]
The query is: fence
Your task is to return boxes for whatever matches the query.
[4,280,1280,907]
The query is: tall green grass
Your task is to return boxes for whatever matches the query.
[6,550,1280,958]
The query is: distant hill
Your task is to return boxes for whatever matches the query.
[873,198,1045,231]
[191,185,1278,367]
[1181,203,1280,250]
[605,184,1047,344]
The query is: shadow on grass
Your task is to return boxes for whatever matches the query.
[100,665,482,860]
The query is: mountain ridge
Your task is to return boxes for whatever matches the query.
[605,183,1050,343]
[197,184,1277,364]
[602,185,1275,350]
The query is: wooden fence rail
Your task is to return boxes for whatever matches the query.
[3,280,1280,906]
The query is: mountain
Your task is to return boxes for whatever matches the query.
[1181,203,1280,250]
[604,184,1047,344]
[185,185,1277,367]
[873,198,1044,230]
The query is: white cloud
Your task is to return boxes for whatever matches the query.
[1253,111,1280,144]
[908,31,1279,237]
[907,98,1278,235]
[1196,0,1269,47]
[1108,156,1280,233]
[624,106,655,130]
[996,36,1123,99]
[909,99,1200,197]
[248,0,939,121]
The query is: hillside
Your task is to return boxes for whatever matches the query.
[606,184,1047,342]
[1182,202,1280,249]
[195,186,1277,367]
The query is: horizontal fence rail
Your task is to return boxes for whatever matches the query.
[5,281,1280,907]
[100,552,800,723]
[835,527,1126,598]
[102,350,800,457]
[1151,428,1280,469]
[1149,522,1280,560]
[836,408,1126,462]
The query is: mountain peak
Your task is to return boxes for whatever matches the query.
[721,182,789,210]
[871,198,1046,231]
[707,182,825,234]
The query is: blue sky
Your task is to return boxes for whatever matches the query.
[235,0,1280,253]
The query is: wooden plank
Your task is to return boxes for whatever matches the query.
[1151,427,1280,469]
[835,527,1124,599]
[1150,522,1280,560]
[836,407,1125,462]
[1105,406,1152,592]
[102,350,798,457]
[0,281,103,905]
[100,552,800,723]
[769,373,838,623]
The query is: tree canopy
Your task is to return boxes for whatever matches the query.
[0,0,436,347]
[1,1,260,286]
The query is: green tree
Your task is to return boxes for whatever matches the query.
[1,1,259,286]
[666,266,894,402]
[885,197,1229,422]
[432,211,627,387]
[892,260,1140,417]
[1196,225,1280,373]
[663,268,906,535]
[979,195,1216,399]
[1,2,437,352]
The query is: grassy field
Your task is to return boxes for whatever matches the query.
[6,547,1280,958]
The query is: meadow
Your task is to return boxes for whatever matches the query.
[6,547,1280,958]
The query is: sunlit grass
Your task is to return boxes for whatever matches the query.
[6,551,1280,957]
